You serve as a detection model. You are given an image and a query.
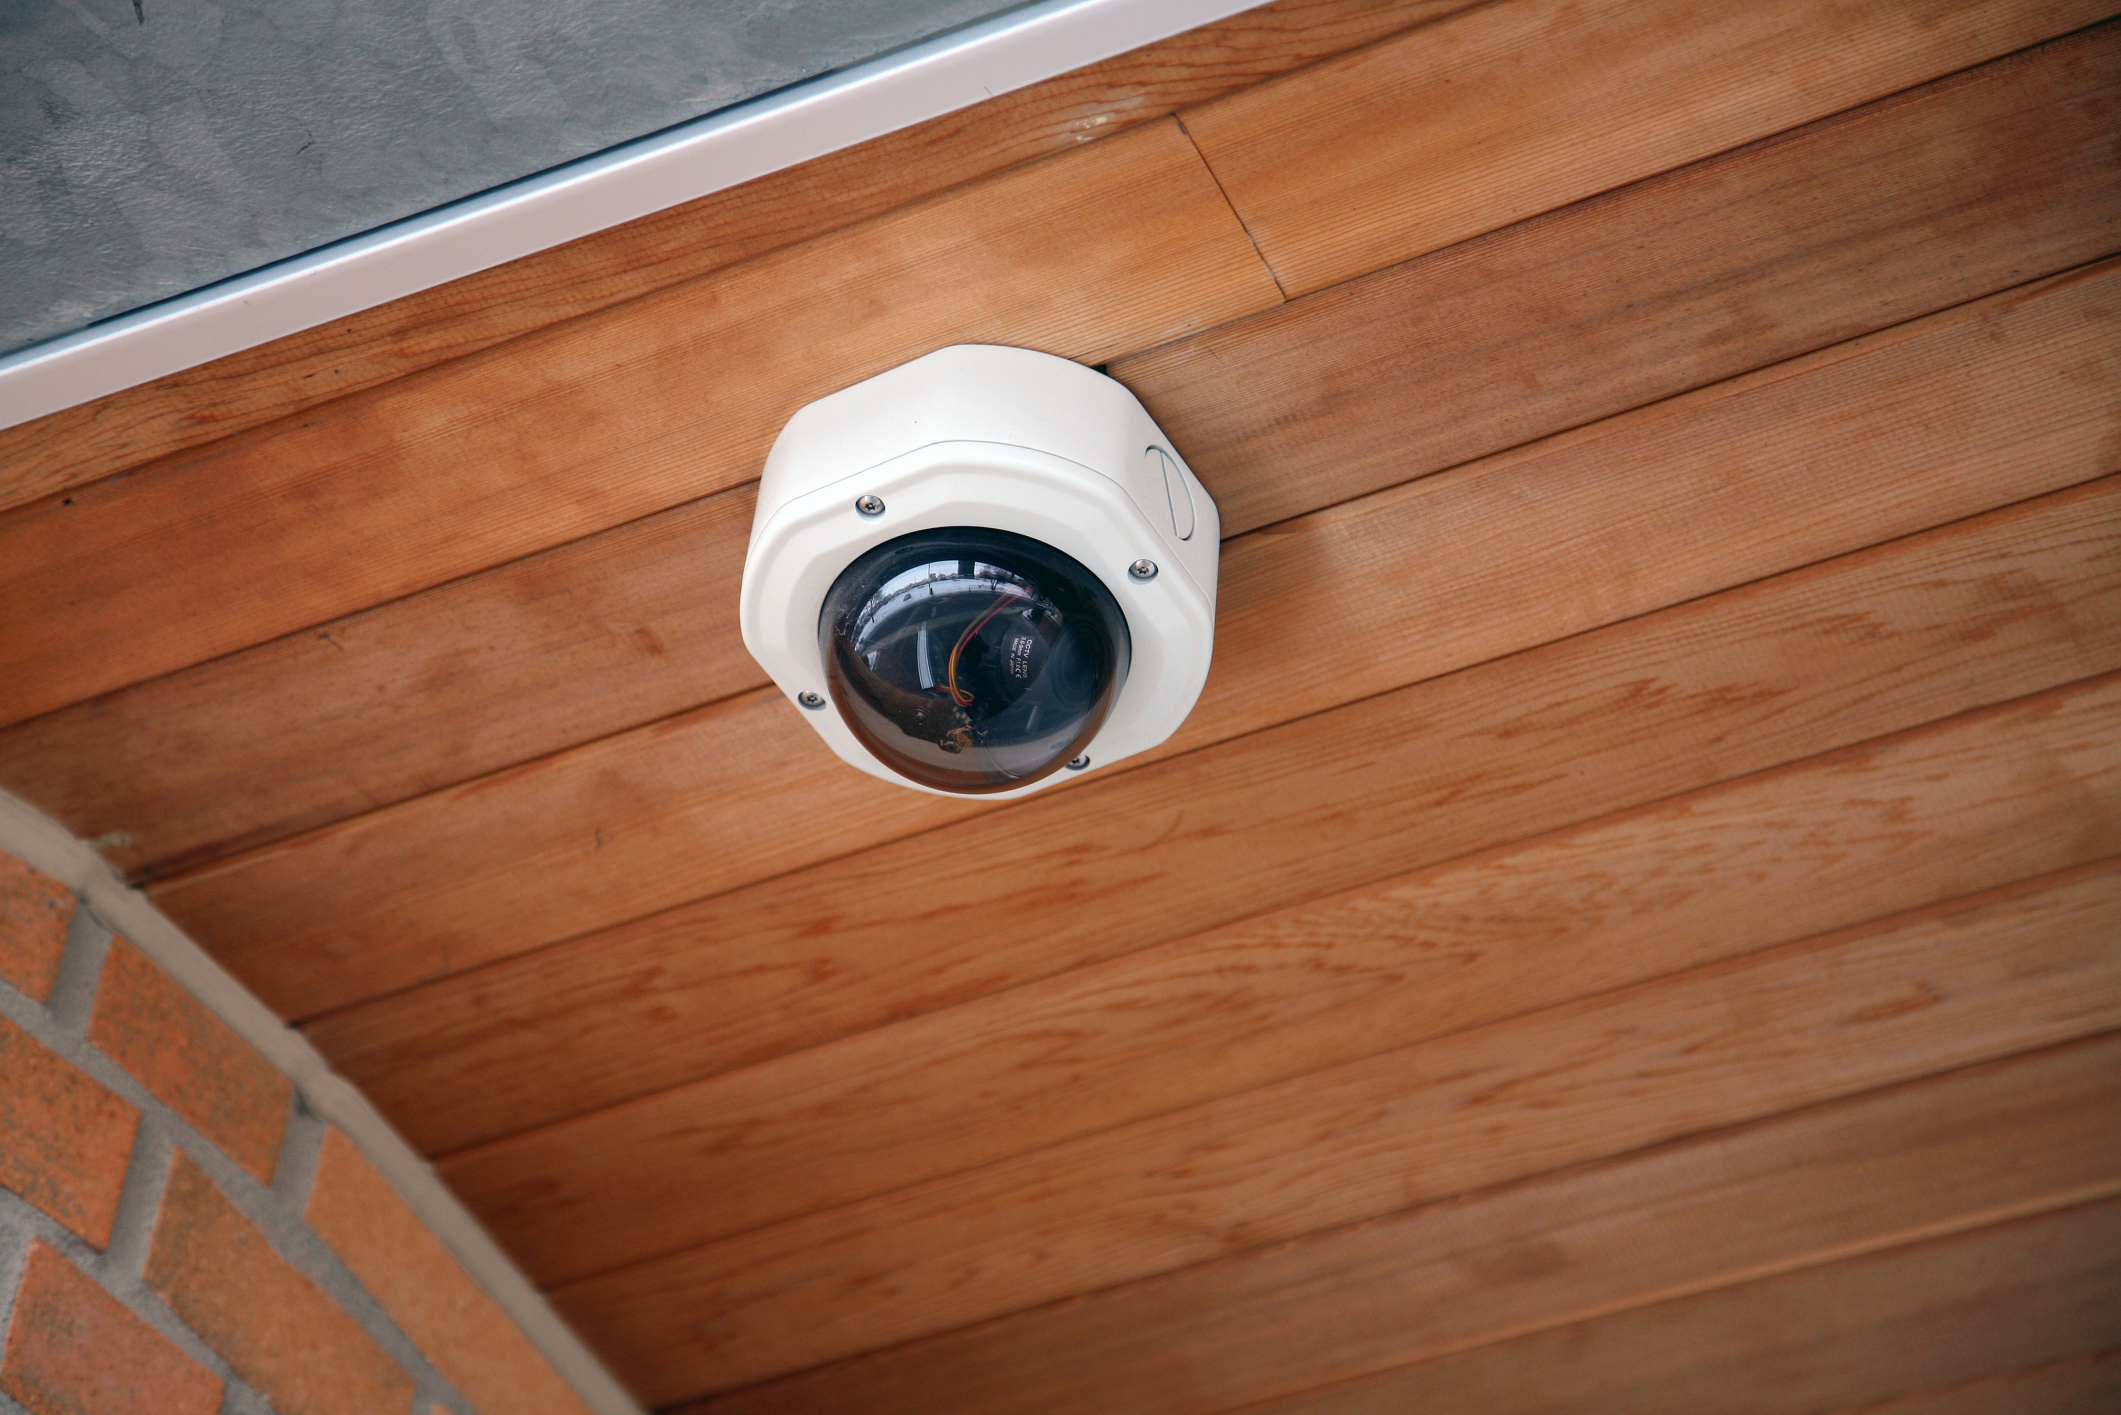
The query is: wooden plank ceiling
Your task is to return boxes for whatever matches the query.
[3,0,2117,1409]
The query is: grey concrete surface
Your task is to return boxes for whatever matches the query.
[0,0,1022,353]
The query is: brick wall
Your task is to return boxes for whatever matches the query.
[0,848,612,1415]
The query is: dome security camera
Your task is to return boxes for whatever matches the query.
[739,344,1219,799]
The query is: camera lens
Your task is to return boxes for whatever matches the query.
[820,528,1130,793]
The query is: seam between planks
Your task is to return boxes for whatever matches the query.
[0,0,1483,515]
[129,251,2121,900]
[1199,1165,2121,1415]
[13,10,2106,715]
[1174,7,2121,302]
[8,29,2112,751]
[561,949,2121,1370]
[677,1033,2121,1412]
[277,467,2121,1041]
[422,673,2121,1178]
[1174,114,1292,301]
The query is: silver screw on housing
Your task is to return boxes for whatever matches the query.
[1128,559,1158,581]
[855,494,886,517]
[1066,755,1091,770]
[798,691,827,710]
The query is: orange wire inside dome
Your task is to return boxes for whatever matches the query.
[944,592,1025,706]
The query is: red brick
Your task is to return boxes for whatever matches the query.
[306,1130,593,1415]
[88,938,290,1183]
[145,1151,414,1415]
[0,1240,222,1415]
[0,1016,137,1247]
[0,853,70,1003]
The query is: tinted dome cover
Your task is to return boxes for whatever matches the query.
[821,528,1130,793]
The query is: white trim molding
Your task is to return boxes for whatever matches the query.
[0,0,1266,432]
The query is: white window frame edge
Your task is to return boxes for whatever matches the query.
[0,0,1268,433]
[0,3,1269,1408]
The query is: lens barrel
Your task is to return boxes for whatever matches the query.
[820,528,1130,793]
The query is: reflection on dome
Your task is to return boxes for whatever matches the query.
[820,528,1129,793]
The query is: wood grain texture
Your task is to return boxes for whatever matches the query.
[0,0,1463,514]
[1123,22,2121,536]
[1816,1351,2121,1415]
[551,860,2121,1397]
[1181,0,2118,295]
[1240,1197,2121,1415]
[3,6,2111,1406]
[440,612,2121,1289]
[323,474,2121,1157]
[292,451,2121,1126]
[10,235,2115,886]
[7,16,2115,738]
[411,644,2121,1250]
[0,482,761,880]
[689,1033,2121,1415]
[154,261,2121,1023]
[0,118,1280,728]
[175,685,984,1020]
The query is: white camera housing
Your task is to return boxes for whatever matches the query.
[739,343,1219,799]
